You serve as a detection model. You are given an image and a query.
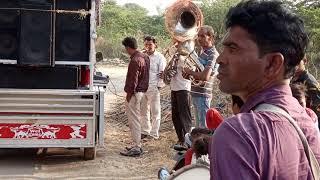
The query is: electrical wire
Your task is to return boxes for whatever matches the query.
[107,78,125,98]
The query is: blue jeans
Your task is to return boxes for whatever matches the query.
[192,96,211,128]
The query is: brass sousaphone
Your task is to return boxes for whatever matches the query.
[163,0,205,85]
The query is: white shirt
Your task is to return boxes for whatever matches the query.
[148,51,166,88]
[170,56,192,91]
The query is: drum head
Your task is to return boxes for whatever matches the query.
[168,164,210,180]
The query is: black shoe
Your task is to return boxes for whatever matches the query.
[141,134,148,140]
[120,147,143,157]
[125,146,133,151]
[173,143,188,151]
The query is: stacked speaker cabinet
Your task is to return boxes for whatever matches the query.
[19,0,53,65]
[0,0,92,89]
[0,0,90,65]
[0,1,20,60]
[55,0,90,62]
[0,65,78,89]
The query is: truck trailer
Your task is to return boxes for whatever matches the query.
[0,0,105,160]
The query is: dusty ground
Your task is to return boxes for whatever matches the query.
[0,63,231,179]
[0,64,177,180]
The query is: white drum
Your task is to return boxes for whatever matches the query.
[168,164,210,180]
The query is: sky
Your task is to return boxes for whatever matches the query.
[115,0,176,16]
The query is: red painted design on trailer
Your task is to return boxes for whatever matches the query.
[0,124,87,139]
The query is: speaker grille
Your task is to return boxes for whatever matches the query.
[0,65,78,89]
[56,0,90,10]
[0,0,19,60]
[19,4,52,65]
[0,0,91,64]
[55,13,90,62]
[55,0,90,62]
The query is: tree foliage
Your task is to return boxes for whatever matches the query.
[96,0,169,58]
[200,0,240,41]
[97,0,320,79]
[293,2,320,77]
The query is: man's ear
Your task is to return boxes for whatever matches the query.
[264,53,285,79]
[302,56,308,65]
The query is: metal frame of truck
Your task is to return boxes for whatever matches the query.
[0,0,104,160]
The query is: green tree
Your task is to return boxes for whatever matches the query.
[97,0,319,80]
[294,3,320,78]
[97,1,150,58]
[200,0,240,41]
[97,1,170,59]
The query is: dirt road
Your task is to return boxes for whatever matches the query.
[0,64,176,180]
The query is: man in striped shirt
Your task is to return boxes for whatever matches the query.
[183,25,219,128]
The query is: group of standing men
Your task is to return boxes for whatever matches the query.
[171,25,219,146]
[119,36,166,157]
[118,0,320,179]
[119,25,220,157]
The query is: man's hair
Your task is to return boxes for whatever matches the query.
[144,35,157,44]
[200,25,215,38]
[231,95,244,108]
[225,0,308,78]
[122,37,138,49]
[190,127,213,137]
[193,135,210,157]
[290,83,307,103]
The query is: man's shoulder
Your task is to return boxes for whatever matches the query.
[207,46,219,55]
[305,72,319,87]
[296,71,319,88]
[153,51,166,59]
[216,114,257,135]
[200,47,219,63]
[213,113,263,156]
[215,111,275,141]
[132,52,148,62]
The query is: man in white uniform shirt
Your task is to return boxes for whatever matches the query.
[141,36,166,139]
[170,45,193,146]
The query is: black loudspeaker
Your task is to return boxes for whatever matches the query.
[0,65,78,89]
[19,3,53,66]
[0,0,19,60]
[56,0,90,10]
[22,0,52,5]
[55,0,90,62]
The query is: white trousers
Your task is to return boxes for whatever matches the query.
[140,86,161,138]
[125,92,144,147]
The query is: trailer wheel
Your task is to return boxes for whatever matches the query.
[84,147,96,160]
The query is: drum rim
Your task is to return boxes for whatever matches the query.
[168,164,210,180]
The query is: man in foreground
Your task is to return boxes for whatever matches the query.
[210,0,320,179]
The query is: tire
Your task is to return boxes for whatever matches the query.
[83,147,96,160]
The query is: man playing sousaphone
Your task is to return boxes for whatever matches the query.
[183,25,219,128]
[162,0,204,147]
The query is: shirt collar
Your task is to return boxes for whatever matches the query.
[130,50,139,59]
[148,50,158,57]
[240,84,292,113]
[203,46,213,53]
